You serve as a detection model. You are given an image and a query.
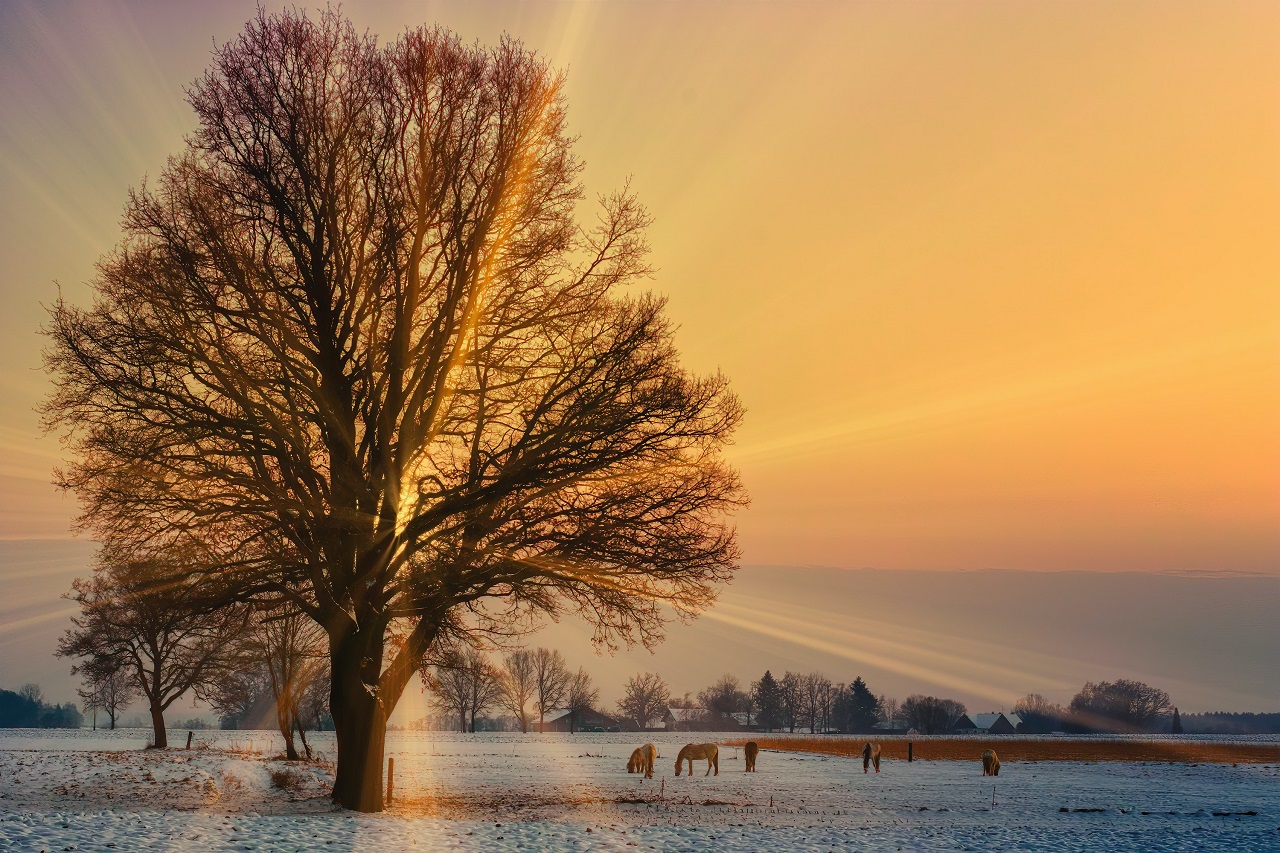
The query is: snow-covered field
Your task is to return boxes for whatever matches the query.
[2,729,1277,851]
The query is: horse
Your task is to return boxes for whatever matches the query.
[982,748,1000,776]
[861,742,881,773]
[744,741,759,772]
[675,742,719,776]
[627,748,643,773]
[639,742,658,778]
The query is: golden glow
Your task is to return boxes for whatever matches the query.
[1,1,1277,712]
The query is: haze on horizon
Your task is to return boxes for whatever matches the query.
[0,3,1276,715]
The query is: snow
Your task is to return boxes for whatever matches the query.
[2,729,1278,851]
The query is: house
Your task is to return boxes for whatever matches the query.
[663,707,751,732]
[952,712,1023,734]
[538,707,628,733]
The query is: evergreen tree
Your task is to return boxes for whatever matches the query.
[1171,707,1183,734]
[752,671,783,732]
[847,677,881,733]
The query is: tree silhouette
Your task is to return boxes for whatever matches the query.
[430,646,501,733]
[752,670,783,732]
[1068,680,1172,733]
[901,694,966,735]
[56,552,248,748]
[531,648,571,733]
[499,650,538,733]
[618,672,670,729]
[43,8,743,810]
[564,667,599,733]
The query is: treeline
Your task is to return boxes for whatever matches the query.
[1179,712,1280,735]
[0,684,83,729]
[415,649,943,735]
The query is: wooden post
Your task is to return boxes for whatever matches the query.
[186,731,193,750]
[908,741,913,762]
[386,757,394,806]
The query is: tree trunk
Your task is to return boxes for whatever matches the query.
[278,702,300,761]
[149,703,167,749]
[295,712,313,761]
[330,635,387,812]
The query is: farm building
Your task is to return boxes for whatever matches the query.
[953,712,1023,734]
[538,708,628,733]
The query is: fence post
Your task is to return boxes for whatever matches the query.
[908,741,913,762]
[387,757,394,806]
[186,731,193,750]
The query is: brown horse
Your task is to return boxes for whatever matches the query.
[626,743,659,777]
[862,742,881,773]
[675,743,719,776]
[744,741,759,772]
[982,748,1000,776]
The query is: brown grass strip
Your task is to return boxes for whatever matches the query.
[722,736,1280,764]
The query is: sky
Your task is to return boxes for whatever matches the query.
[0,1,1277,714]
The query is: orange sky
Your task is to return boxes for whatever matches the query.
[1,0,1277,574]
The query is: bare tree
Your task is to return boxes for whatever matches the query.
[532,648,571,733]
[698,673,750,721]
[878,695,900,729]
[618,672,670,730]
[800,673,833,733]
[42,8,744,811]
[431,647,502,733]
[247,607,327,759]
[499,650,537,733]
[1068,680,1171,732]
[1012,693,1064,733]
[564,667,599,734]
[77,665,136,731]
[779,672,803,733]
[76,679,103,731]
[56,553,248,748]
[901,695,967,735]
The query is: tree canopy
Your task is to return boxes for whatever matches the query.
[43,8,743,810]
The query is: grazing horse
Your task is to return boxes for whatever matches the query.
[627,748,644,773]
[639,743,658,778]
[675,743,719,776]
[744,741,759,772]
[982,748,1000,776]
[862,742,881,773]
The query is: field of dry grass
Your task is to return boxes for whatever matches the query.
[723,735,1280,764]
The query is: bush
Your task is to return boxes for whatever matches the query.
[270,768,304,791]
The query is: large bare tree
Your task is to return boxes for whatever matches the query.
[43,9,743,810]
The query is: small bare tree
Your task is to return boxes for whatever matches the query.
[800,673,833,733]
[564,667,599,734]
[778,672,803,733]
[431,647,502,733]
[698,674,750,722]
[499,650,538,733]
[618,672,670,730]
[878,695,900,729]
[57,552,248,748]
[77,664,136,731]
[250,608,327,759]
[532,648,571,733]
